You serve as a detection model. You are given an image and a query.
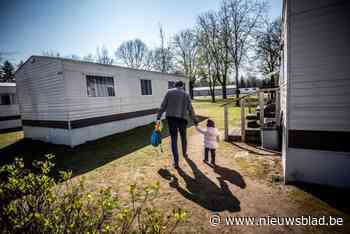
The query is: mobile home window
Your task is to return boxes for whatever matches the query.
[0,94,16,105]
[141,79,152,95]
[86,75,115,97]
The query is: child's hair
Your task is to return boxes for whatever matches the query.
[206,119,215,128]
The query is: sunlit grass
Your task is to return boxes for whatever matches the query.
[0,131,23,149]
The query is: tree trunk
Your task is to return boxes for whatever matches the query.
[235,65,240,106]
[189,80,194,100]
[209,77,216,103]
[222,73,227,99]
[211,91,216,102]
[222,84,227,99]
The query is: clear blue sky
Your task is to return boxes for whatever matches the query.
[0,0,282,64]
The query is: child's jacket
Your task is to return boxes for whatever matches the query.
[196,126,220,149]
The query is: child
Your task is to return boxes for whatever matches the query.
[195,119,220,165]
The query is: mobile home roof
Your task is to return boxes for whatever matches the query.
[15,55,187,79]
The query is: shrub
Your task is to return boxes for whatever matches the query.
[0,154,187,233]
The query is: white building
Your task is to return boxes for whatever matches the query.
[280,0,350,187]
[15,56,188,147]
[0,82,21,133]
[193,85,257,97]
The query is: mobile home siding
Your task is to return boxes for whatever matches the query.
[62,59,186,146]
[282,0,350,187]
[16,58,67,121]
[16,56,188,147]
[289,0,350,132]
[15,57,70,144]
[280,0,290,179]
[62,60,175,121]
[0,84,21,132]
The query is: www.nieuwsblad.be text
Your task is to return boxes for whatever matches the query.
[209,214,344,226]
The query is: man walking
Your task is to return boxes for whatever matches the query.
[157,81,198,168]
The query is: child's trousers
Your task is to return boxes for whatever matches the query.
[204,148,216,164]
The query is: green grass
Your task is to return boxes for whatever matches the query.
[0,98,242,178]
[193,98,257,131]
[0,123,166,177]
[1,99,350,233]
[0,131,23,149]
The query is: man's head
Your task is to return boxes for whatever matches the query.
[175,81,184,88]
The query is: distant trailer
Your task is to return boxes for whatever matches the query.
[15,56,188,147]
[0,82,21,133]
[193,85,257,97]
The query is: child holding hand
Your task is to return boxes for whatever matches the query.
[195,119,220,165]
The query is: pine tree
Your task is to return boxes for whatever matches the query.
[2,60,15,82]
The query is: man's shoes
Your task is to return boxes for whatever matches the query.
[169,176,179,188]
[183,153,189,158]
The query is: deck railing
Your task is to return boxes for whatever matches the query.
[222,87,280,142]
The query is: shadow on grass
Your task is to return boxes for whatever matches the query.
[293,182,350,216]
[0,116,207,179]
[158,157,243,212]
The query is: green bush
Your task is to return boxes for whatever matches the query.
[0,154,187,233]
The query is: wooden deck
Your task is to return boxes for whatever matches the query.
[227,128,261,144]
[227,128,242,141]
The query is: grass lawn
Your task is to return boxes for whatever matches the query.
[0,99,349,233]
[192,97,257,131]
[0,131,23,149]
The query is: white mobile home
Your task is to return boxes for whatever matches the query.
[0,83,21,133]
[280,0,350,187]
[15,56,188,147]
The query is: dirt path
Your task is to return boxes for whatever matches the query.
[79,126,350,233]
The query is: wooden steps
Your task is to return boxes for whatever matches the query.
[227,129,242,141]
[227,128,261,144]
[245,128,261,144]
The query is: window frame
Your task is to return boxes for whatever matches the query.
[140,79,152,96]
[0,93,17,105]
[86,75,115,97]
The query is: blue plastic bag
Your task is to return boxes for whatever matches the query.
[151,130,162,147]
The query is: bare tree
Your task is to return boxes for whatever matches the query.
[152,48,174,73]
[217,1,233,99]
[96,46,114,65]
[197,12,223,101]
[116,39,149,69]
[153,24,174,73]
[225,0,267,104]
[159,24,167,72]
[144,50,155,71]
[256,17,282,87]
[197,46,218,102]
[196,13,225,102]
[172,29,199,99]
